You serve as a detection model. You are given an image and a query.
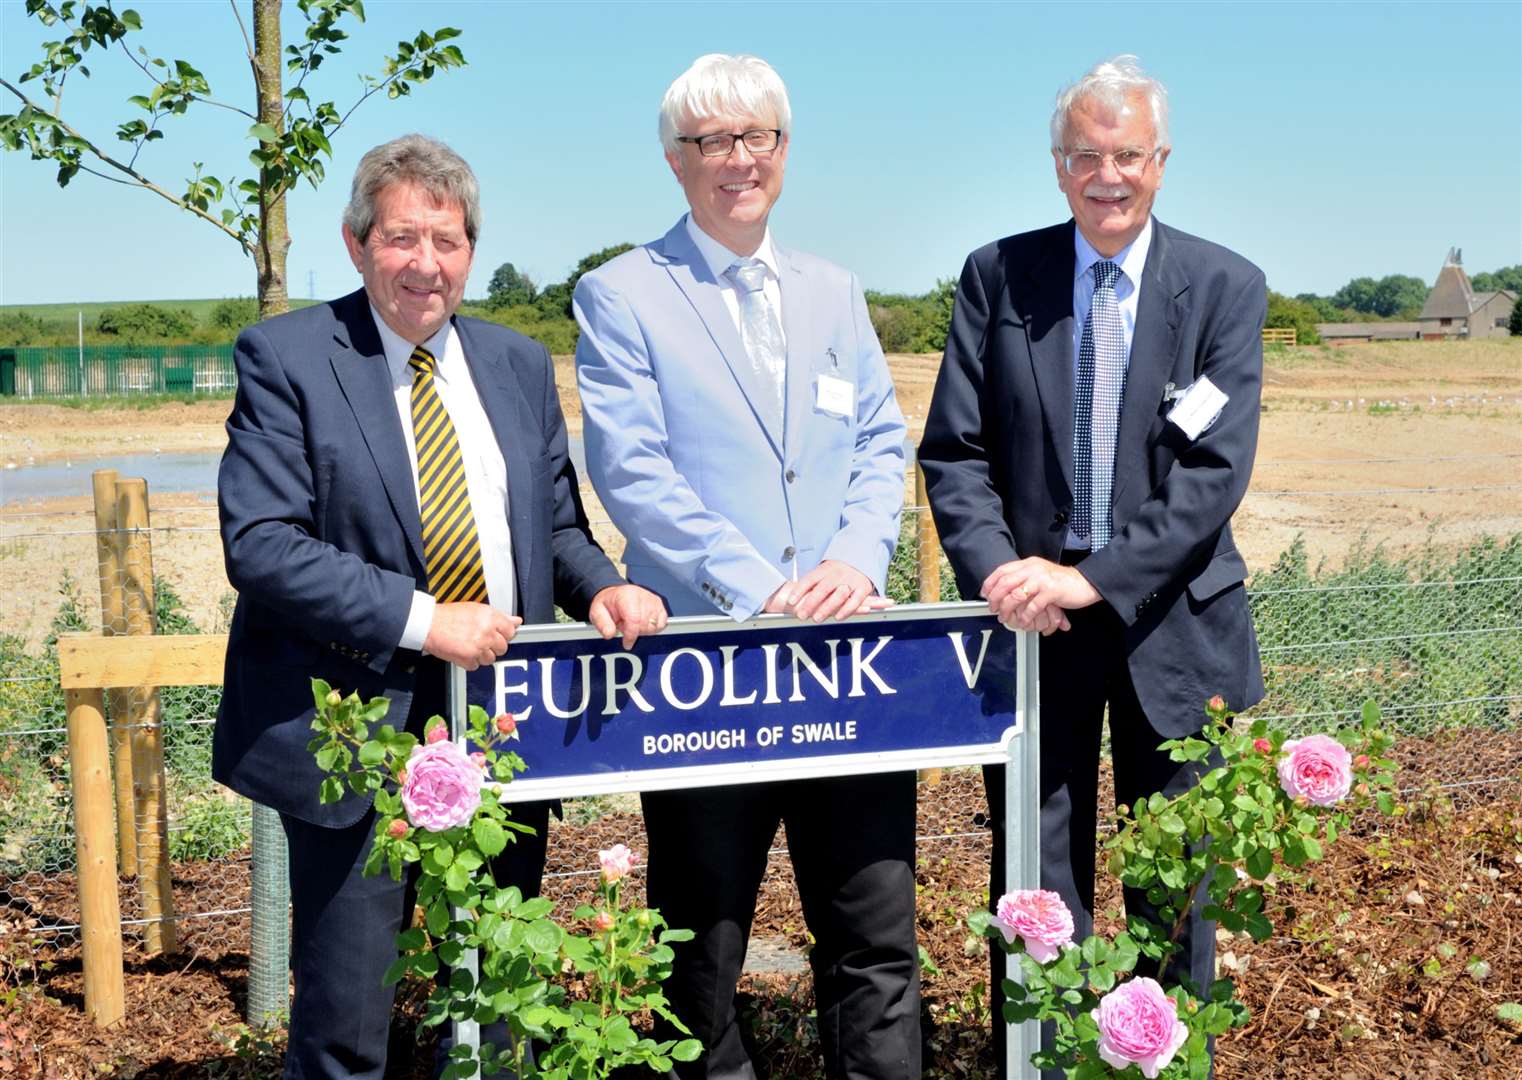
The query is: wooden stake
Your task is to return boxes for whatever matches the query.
[91,469,137,878]
[116,478,178,955]
[65,686,125,1027]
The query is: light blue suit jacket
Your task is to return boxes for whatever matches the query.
[574,217,906,619]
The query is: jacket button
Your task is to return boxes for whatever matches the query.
[782,546,796,561]
[1053,510,1068,526]
[403,663,415,675]
[785,469,797,483]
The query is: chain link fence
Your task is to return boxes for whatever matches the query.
[0,459,1518,978]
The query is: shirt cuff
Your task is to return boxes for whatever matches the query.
[399,590,437,653]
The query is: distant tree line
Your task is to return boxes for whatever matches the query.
[5,261,1518,353]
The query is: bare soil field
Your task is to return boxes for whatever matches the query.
[1,339,1518,645]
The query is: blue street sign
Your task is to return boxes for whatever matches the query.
[451,602,1033,802]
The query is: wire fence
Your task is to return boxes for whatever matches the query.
[1,464,1519,966]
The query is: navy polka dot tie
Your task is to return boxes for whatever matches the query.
[1072,260,1125,548]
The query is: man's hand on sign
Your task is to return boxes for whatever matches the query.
[766,560,893,623]
[424,603,522,670]
[589,584,670,649]
[981,557,1099,636]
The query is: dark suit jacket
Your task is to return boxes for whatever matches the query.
[919,219,1266,735]
[213,289,623,826]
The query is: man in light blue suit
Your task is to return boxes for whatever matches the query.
[574,54,919,1080]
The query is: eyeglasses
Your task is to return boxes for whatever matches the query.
[676,128,783,158]
[1061,147,1160,178]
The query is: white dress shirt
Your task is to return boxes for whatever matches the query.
[1066,216,1153,549]
[369,306,516,650]
[683,213,788,348]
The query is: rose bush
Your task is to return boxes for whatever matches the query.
[971,699,1398,1078]
[309,682,701,1079]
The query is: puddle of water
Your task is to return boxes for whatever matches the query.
[1,450,223,504]
[1,437,593,505]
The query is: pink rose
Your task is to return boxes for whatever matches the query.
[598,843,640,883]
[1253,737,1272,755]
[469,751,487,770]
[1095,977,1189,1078]
[592,911,615,932]
[425,722,448,744]
[1354,753,1370,768]
[993,889,1074,963]
[495,713,517,736]
[1276,734,1353,807]
[400,740,482,831]
[387,818,409,839]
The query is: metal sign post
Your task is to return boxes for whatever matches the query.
[446,601,1040,1073]
[1006,629,1042,1077]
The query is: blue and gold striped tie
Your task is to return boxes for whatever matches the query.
[409,345,488,604]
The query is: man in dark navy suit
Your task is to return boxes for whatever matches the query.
[918,56,1266,1075]
[214,134,667,1079]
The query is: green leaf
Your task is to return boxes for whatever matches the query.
[443,861,469,893]
[120,10,143,30]
[473,816,506,858]
[1496,1002,1522,1024]
[524,919,563,955]
[318,776,343,804]
[425,900,450,937]
[671,1040,703,1062]
[1245,845,1273,880]
[248,121,279,143]
[358,739,386,767]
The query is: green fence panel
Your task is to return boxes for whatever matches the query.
[1,344,237,398]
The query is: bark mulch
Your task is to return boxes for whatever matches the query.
[3,737,1520,1078]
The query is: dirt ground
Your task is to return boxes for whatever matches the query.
[6,747,1520,1079]
[1,339,1518,645]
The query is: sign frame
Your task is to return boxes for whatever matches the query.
[445,600,1042,1076]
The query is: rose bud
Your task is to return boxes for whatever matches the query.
[326,690,343,707]
[593,911,615,932]
[1208,695,1226,713]
[495,713,517,736]
[470,751,487,770]
[1355,783,1370,796]
[387,818,409,839]
[426,723,448,745]
[396,766,407,785]
[1354,754,1370,768]
[1253,738,1272,755]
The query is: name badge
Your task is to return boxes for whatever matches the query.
[1166,375,1228,440]
[815,373,854,417]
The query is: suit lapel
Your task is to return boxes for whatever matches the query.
[455,317,533,613]
[1023,224,1079,502]
[328,293,424,569]
[657,221,784,457]
[1113,221,1186,509]
[776,243,814,463]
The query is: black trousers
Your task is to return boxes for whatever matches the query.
[642,772,922,1080]
[986,597,1216,1079]
[281,798,552,1079]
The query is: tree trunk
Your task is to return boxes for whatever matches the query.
[252,0,290,319]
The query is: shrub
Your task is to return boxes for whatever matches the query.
[96,303,197,342]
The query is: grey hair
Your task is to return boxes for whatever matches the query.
[658,53,792,155]
[342,134,481,245]
[1049,55,1170,152]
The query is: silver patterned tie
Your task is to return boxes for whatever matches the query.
[724,257,786,431]
[1072,260,1126,548]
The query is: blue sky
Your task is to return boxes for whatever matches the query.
[2,1,1518,305]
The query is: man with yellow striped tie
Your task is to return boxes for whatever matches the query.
[214,135,668,1079]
